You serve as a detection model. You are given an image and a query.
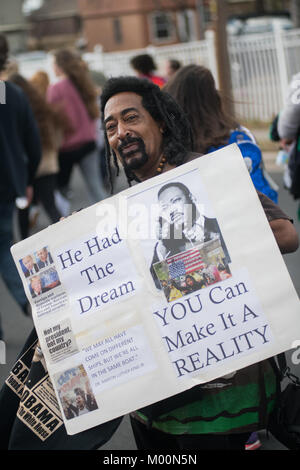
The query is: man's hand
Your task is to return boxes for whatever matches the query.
[26,186,34,206]
[156,240,169,260]
[280,138,294,152]
[270,218,299,254]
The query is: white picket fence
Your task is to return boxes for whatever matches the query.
[16,27,300,123]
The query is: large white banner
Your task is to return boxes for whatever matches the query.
[11,144,300,435]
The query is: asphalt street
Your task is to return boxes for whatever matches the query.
[0,156,299,451]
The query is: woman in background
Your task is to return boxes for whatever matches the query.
[163,64,278,204]
[30,70,50,98]
[9,73,70,238]
[47,49,107,204]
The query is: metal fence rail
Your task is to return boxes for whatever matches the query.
[17,28,300,123]
[229,32,284,121]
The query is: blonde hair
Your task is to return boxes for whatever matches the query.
[30,70,50,97]
[9,73,72,151]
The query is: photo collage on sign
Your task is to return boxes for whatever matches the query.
[19,246,61,299]
[153,237,232,303]
[127,170,232,303]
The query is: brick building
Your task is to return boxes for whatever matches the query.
[26,0,291,53]
[78,0,204,52]
[27,0,81,51]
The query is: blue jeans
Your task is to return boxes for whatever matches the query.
[0,202,27,310]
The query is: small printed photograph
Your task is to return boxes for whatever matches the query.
[55,365,98,420]
[153,238,232,303]
[40,266,61,290]
[19,247,54,278]
[35,246,54,269]
[20,253,40,278]
[28,274,50,298]
[28,267,61,299]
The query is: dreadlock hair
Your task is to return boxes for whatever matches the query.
[100,76,193,192]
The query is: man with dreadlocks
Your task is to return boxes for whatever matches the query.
[100,76,298,450]
[101,76,192,189]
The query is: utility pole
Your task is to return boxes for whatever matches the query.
[290,0,300,28]
[195,0,206,40]
[213,0,234,116]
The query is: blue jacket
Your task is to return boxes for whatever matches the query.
[208,127,278,203]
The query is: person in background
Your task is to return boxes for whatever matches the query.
[0,34,41,334]
[130,54,166,89]
[0,57,19,80]
[277,71,300,220]
[163,64,278,203]
[30,70,50,98]
[29,70,52,224]
[165,58,181,81]
[88,68,109,193]
[47,49,107,205]
[9,73,71,238]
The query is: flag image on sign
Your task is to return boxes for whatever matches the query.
[166,248,204,278]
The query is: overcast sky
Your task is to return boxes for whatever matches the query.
[23,0,44,15]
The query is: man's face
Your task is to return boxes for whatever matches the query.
[165,61,175,80]
[104,92,163,176]
[31,277,42,293]
[23,256,34,271]
[76,394,85,409]
[37,248,47,262]
[186,277,194,286]
[158,186,189,226]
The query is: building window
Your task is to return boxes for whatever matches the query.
[113,18,122,44]
[150,11,175,43]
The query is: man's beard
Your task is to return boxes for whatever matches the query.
[118,136,149,170]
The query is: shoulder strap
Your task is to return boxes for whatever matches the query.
[277,352,287,374]
[268,353,287,382]
[270,353,300,386]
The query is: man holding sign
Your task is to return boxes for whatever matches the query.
[101,76,299,450]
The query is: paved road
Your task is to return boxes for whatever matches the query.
[0,159,299,451]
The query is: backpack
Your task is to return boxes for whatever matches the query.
[208,127,279,203]
[229,128,279,203]
[267,353,300,450]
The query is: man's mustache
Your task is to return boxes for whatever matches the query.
[118,136,145,155]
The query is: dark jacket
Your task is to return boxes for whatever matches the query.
[0,81,41,201]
